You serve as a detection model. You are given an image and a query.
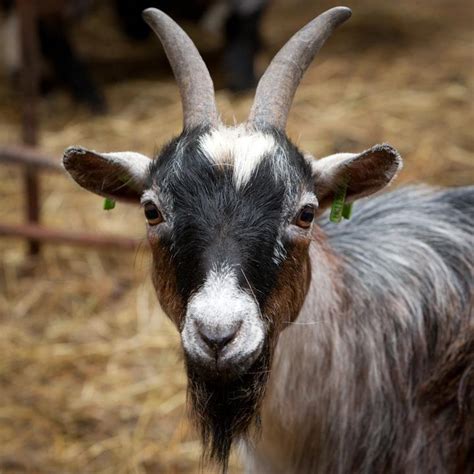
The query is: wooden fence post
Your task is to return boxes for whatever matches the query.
[17,0,41,255]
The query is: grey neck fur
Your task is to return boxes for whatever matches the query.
[245,185,473,474]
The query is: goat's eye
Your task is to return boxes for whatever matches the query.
[295,205,315,229]
[144,202,163,225]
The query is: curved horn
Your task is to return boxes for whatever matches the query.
[143,8,219,130]
[248,7,352,130]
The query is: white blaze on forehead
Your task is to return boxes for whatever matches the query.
[199,125,277,187]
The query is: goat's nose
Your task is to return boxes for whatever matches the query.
[196,320,242,354]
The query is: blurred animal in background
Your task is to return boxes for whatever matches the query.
[0,0,267,114]
[0,0,107,113]
[62,6,474,474]
[114,0,268,92]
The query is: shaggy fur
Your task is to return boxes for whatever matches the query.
[246,186,473,473]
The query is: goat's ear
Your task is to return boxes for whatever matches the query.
[62,146,151,202]
[308,144,402,210]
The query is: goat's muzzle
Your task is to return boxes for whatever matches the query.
[181,273,265,380]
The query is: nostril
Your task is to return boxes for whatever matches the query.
[200,331,234,352]
[197,321,242,354]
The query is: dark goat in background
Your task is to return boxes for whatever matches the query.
[1,0,267,113]
[114,0,267,91]
[1,0,106,112]
[63,6,473,473]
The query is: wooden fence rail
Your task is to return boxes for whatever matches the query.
[1,1,140,255]
[0,147,141,252]
[0,145,62,172]
[0,223,139,251]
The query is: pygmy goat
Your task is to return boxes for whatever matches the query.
[63,7,474,473]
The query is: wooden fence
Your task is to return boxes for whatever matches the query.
[0,1,139,255]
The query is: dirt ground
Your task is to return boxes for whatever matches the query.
[0,0,472,472]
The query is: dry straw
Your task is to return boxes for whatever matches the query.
[0,0,472,472]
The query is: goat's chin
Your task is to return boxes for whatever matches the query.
[185,342,272,470]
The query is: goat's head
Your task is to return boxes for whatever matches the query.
[63,7,402,468]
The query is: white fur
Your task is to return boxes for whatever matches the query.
[307,152,359,194]
[140,189,158,205]
[182,266,265,369]
[298,191,319,209]
[308,152,356,180]
[199,125,277,188]
[101,151,151,185]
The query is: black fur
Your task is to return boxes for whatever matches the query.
[186,340,272,471]
[147,127,313,467]
[148,127,312,305]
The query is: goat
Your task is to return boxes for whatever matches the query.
[62,7,474,473]
[2,0,267,112]
[114,0,268,91]
[1,0,106,113]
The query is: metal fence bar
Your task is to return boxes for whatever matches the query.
[0,223,141,251]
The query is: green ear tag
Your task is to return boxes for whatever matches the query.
[342,202,353,220]
[103,198,116,210]
[329,184,347,223]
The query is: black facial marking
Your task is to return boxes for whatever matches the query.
[148,126,313,306]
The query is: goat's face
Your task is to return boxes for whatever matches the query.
[63,6,403,468]
[63,127,400,383]
[145,126,314,379]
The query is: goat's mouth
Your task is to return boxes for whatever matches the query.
[182,339,265,382]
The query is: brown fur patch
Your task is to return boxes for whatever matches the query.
[263,230,312,335]
[149,234,186,329]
